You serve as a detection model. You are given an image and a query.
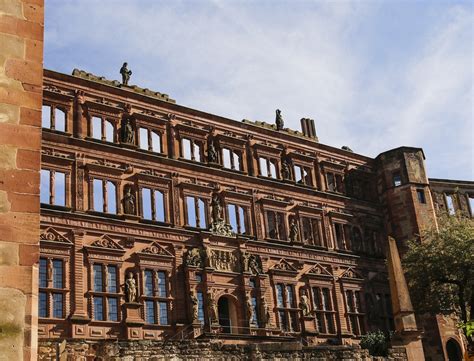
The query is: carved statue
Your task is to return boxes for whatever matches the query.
[185,247,203,267]
[242,252,251,272]
[289,218,300,242]
[207,139,218,163]
[275,109,284,130]
[246,293,255,324]
[299,289,311,316]
[191,292,199,321]
[211,193,223,222]
[281,159,291,180]
[207,291,218,323]
[122,186,136,215]
[120,62,132,86]
[121,118,135,144]
[250,256,262,274]
[125,272,137,303]
[261,297,271,327]
[204,246,213,268]
[47,258,53,281]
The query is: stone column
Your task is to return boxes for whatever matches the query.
[70,230,89,322]
[386,236,425,361]
[0,1,44,360]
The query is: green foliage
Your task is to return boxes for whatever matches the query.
[459,320,474,338]
[402,214,474,324]
[360,330,389,356]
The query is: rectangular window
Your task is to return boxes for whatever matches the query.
[446,194,455,215]
[157,271,167,297]
[39,258,47,288]
[144,270,154,297]
[93,264,103,292]
[393,172,402,187]
[222,148,241,171]
[302,217,321,246]
[107,265,117,293]
[227,203,247,234]
[197,291,205,323]
[141,188,165,222]
[334,223,346,250]
[345,290,364,335]
[327,173,336,192]
[94,296,104,321]
[42,105,51,128]
[279,310,288,331]
[139,127,149,150]
[52,260,63,288]
[259,157,277,178]
[92,116,102,140]
[145,300,155,324]
[151,131,161,153]
[91,117,114,142]
[266,211,286,240]
[92,179,117,214]
[312,287,336,334]
[276,284,284,307]
[158,301,168,325]
[40,169,67,206]
[251,296,258,324]
[105,120,114,142]
[39,292,47,317]
[416,189,426,204]
[286,285,295,308]
[54,108,66,132]
[185,196,206,228]
[182,138,202,162]
[108,297,118,321]
[52,293,63,318]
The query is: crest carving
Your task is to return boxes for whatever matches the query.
[90,235,123,250]
[40,227,72,244]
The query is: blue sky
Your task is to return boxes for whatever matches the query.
[44,0,473,180]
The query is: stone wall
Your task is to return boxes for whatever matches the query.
[39,339,408,361]
[0,0,44,360]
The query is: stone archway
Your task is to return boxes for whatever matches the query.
[217,295,239,334]
[446,338,463,361]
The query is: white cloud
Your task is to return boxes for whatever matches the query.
[44,1,473,179]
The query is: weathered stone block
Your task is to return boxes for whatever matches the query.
[0,287,26,361]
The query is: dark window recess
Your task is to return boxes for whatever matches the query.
[392,173,402,187]
[416,189,426,204]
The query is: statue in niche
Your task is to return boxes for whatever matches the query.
[185,247,203,267]
[211,193,223,222]
[207,139,218,163]
[299,289,311,316]
[209,192,234,237]
[207,291,218,323]
[190,292,199,321]
[204,246,213,268]
[122,186,136,215]
[275,109,284,130]
[289,217,300,242]
[246,293,255,324]
[121,118,135,144]
[125,272,137,303]
[120,62,132,86]
[248,254,262,275]
[261,297,271,327]
[281,158,291,180]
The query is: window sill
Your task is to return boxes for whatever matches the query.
[40,203,72,212]
[42,128,71,136]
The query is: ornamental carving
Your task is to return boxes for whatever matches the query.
[185,247,204,268]
[40,227,72,244]
[241,252,263,274]
[206,248,239,272]
[90,235,123,250]
[209,192,234,237]
[141,242,172,257]
[271,259,297,272]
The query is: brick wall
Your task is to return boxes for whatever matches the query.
[0,1,44,360]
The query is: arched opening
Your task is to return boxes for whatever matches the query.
[446,338,462,361]
[217,295,239,334]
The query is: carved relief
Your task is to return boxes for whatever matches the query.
[185,247,204,268]
[241,252,263,274]
[141,242,173,257]
[206,248,239,272]
[90,235,123,250]
[125,272,137,303]
[40,227,72,244]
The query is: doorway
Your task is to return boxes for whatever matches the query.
[446,338,462,361]
[217,295,238,334]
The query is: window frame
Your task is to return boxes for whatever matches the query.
[88,112,118,143]
[40,167,71,208]
[89,262,122,323]
[41,101,69,133]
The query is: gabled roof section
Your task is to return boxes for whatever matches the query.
[270,259,298,273]
[339,267,364,281]
[89,235,124,251]
[139,242,173,257]
[306,263,333,277]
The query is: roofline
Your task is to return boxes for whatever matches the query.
[43,68,375,164]
[429,178,474,186]
[375,146,426,160]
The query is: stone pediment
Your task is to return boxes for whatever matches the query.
[139,242,173,257]
[339,267,364,281]
[40,227,72,245]
[306,263,333,277]
[89,235,124,251]
[270,259,298,273]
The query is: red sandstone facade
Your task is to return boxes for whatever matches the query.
[38,69,472,359]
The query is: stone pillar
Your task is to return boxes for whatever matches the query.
[70,230,89,321]
[0,1,44,360]
[386,236,425,361]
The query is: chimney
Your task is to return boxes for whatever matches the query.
[300,118,317,139]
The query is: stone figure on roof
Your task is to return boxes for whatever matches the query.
[120,62,132,86]
[275,109,284,130]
